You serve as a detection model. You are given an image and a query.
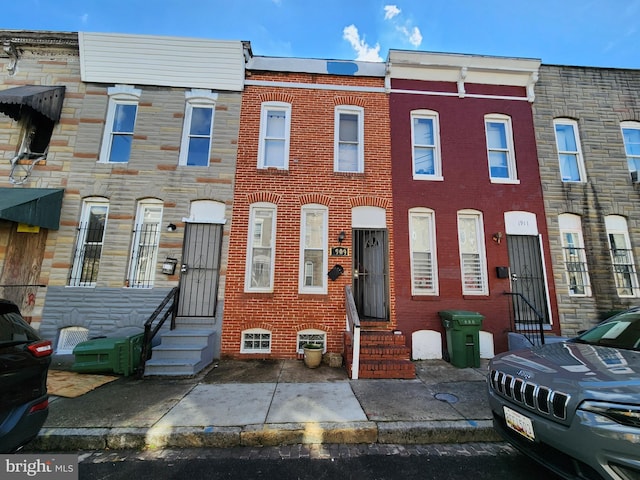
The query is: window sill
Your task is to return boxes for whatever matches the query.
[257,167,289,175]
[413,175,444,182]
[490,178,520,185]
[462,294,490,300]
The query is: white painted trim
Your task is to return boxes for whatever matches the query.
[244,79,385,93]
[390,88,531,102]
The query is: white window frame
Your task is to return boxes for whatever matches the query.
[408,208,438,295]
[128,199,163,288]
[297,329,327,354]
[69,198,109,287]
[485,114,518,183]
[299,204,328,294]
[245,203,277,292]
[558,214,591,297]
[411,110,442,181]
[179,90,217,167]
[257,102,291,170]
[241,328,272,354]
[457,210,488,295]
[334,105,364,173]
[99,85,142,163]
[605,215,639,298]
[621,121,640,180]
[553,118,586,183]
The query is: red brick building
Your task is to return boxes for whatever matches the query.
[388,51,560,356]
[222,56,397,361]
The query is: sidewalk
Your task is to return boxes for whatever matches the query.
[28,357,500,451]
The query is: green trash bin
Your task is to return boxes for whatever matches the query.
[439,310,484,368]
[72,331,144,377]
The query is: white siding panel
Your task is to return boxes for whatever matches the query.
[79,32,245,91]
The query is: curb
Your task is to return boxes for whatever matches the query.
[28,421,501,451]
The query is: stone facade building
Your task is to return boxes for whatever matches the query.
[533,64,640,336]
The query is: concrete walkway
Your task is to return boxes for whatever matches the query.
[28,358,500,451]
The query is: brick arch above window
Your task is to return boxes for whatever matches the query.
[258,92,295,104]
[246,191,282,205]
[349,196,389,209]
[334,96,367,108]
[298,193,332,207]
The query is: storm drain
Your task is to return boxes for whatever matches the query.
[434,393,459,404]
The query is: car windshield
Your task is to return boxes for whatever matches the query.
[575,311,640,351]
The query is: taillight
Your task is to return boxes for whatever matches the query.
[27,340,52,358]
[28,398,49,414]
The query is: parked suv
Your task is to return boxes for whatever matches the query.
[0,299,52,452]
[488,308,640,480]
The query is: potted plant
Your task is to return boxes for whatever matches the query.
[302,343,323,368]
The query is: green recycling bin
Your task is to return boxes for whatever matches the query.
[439,310,484,368]
[72,331,144,377]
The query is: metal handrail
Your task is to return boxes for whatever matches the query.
[138,287,179,378]
[504,291,545,347]
[345,285,361,379]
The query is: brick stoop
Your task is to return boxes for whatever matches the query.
[344,330,416,379]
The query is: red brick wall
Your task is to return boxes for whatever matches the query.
[222,72,393,358]
[390,78,559,354]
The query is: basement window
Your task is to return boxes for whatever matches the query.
[241,328,271,354]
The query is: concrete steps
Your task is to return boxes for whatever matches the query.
[144,328,215,376]
[345,330,415,379]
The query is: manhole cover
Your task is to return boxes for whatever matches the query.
[434,393,459,404]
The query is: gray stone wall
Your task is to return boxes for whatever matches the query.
[534,64,640,335]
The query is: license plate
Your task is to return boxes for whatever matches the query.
[504,406,535,441]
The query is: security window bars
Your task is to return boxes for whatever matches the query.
[128,204,162,288]
[606,215,639,298]
[69,202,108,287]
[409,209,437,295]
[485,115,516,181]
[411,111,441,179]
[300,206,327,293]
[241,329,271,354]
[335,106,364,173]
[246,204,276,291]
[458,212,488,295]
[621,122,640,179]
[554,119,585,182]
[562,235,590,296]
[258,103,290,169]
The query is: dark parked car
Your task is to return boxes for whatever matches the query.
[488,308,640,480]
[0,299,52,452]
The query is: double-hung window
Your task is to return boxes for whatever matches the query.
[334,106,364,173]
[246,203,276,292]
[411,110,442,180]
[408,208,438,295]
[258,102,291,169]
[179,90,217,167]
[299,205,328,294]
[69,198,109,287]
[605,215,639,297]
[99,85,141,163]
[128,200,163,288]
[554,119,586,182]
[559,214,591,296]
[485,114,517,182]
[457,210,488,295]
[621,121,640,180]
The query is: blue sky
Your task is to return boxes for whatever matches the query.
[3,0,639,69]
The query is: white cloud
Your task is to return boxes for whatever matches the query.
[400,26,423,48]
[80,13,89,24]
[342,24,383,62]
[384,5,401,20]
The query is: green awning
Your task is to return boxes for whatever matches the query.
[0,188,64,230]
